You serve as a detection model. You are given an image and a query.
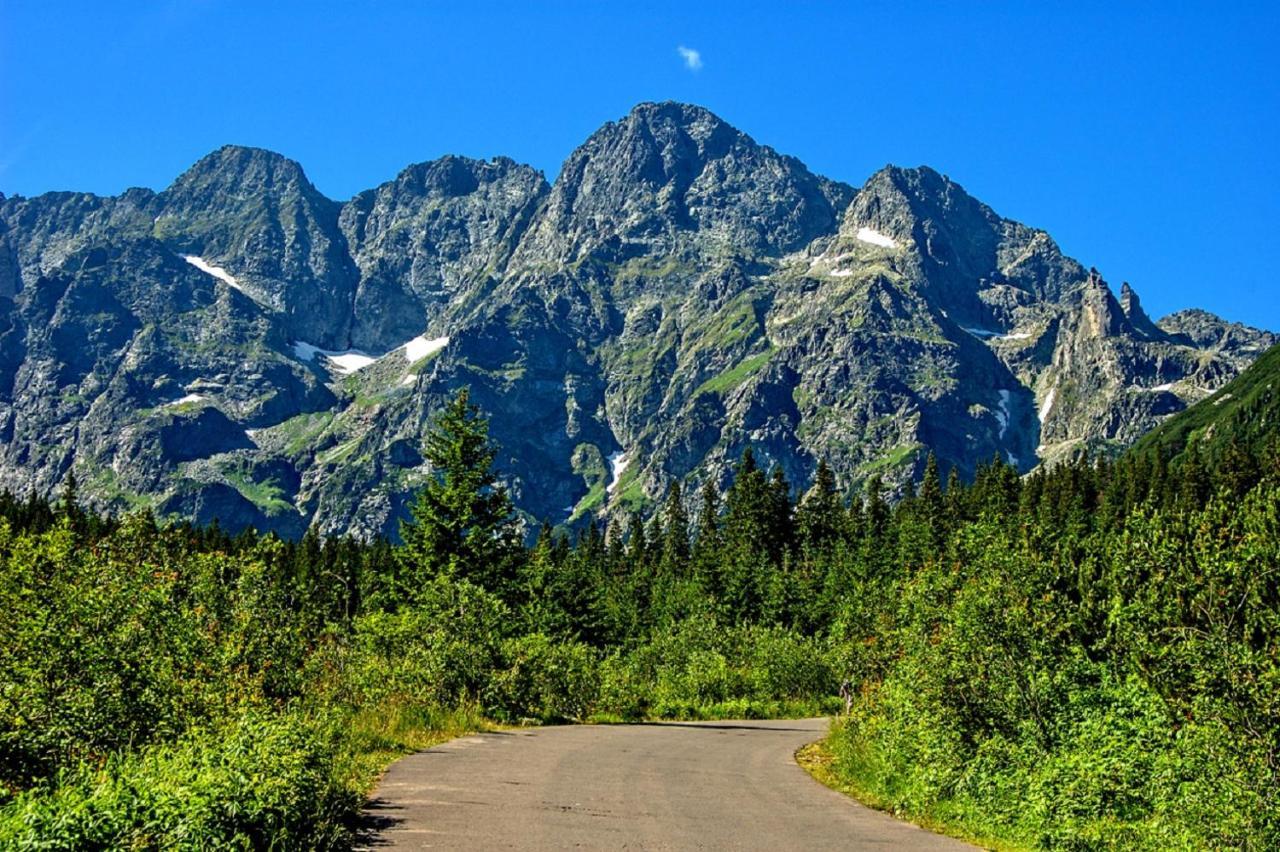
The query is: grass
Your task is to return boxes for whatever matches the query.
[611,256,696,284]
[276,411,336,456]
[613,462,647,512]
[406,348,444,372]
[222,467,293,516]
[85,466,155,511]
[863,443,921,474]
[796,736,1021,851]
[569,480,607,523]
[318,437,362,466]
[682,290,769,357]
[695,348,775,398]
[336,702,491,797]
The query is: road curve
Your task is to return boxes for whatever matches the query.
[358,718,971,850]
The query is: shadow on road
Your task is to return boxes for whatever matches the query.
[353,798,403,848]
[643,721,826,733]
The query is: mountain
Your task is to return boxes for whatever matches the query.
[0,102,1272,538]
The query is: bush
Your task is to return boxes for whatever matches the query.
[0,711,356,850]
[485,634,600,722]
[342,576,508,709]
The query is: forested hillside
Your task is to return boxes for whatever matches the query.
[2,375,1278,848]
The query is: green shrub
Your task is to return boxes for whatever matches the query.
[485,634,600,722]
[0,711,355,850]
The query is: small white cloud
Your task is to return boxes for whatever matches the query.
[677,45,703,71]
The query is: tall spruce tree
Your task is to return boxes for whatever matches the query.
[797,460,842,552]
[399,387,521,598]
[660,481,691,577]
[721,449,776,621]
[692,477,723,595]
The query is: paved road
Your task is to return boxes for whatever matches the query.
[358,718,971,850]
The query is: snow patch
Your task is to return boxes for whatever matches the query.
[1038,387,1057,423]
[811,252,853,268]
[995,389,1012,439]
[182,256,243,292]
[290,340,377,374]
[326,352,377,374]
[292,332,448,376]
[165,393,206,407]
[402,335,449,362]
[964,327,1033,342]
[1150,382,1174,392]
[1006,450,1019,466]
[828,268,855,277]
[856,227,898,249]
[606,451,631,496]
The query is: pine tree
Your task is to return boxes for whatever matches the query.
[797,459,841,552]
[1177,443,1212,511]
[399,387,521,598]
[518,521,557,632]
[691,477,723,595]
[918,452,946,548]
[57,470,85,535]
[860,476,891,578]
[720,448,776,621]
[919,453,943,513]
[660,481,690,577]
[944,466,965,524]
[767,466,795,564]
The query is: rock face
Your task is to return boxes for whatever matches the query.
[341,155,549,350]
[0,102,1273,538]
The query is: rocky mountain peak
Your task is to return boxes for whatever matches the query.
[625,100,734,138]
[383,155,546,201]
[845,165,996,236]
[338,154,550,349]
[1119,281,1161,338]
[1077,269,1129,338]
[831,165,1017,325]
[164,145,320,202]
[511,102,852,266]
[155,144,356,348]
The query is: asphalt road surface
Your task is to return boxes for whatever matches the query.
[358,717,971,850]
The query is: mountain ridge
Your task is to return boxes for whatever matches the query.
[0,101,1273,538]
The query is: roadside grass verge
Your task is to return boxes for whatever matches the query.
[796,725,1023,852]
[335,701,491,797]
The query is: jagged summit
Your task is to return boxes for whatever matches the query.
[514,102,852,265]
[165,144,319,197]
[1119,281,1162,338]
[362,155,543,200]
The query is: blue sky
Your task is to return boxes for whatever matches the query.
[2,1,1277,328]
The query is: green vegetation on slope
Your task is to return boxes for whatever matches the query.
[1133,341,1280,463]
[694,348,774,398]
[2,386,1278,848]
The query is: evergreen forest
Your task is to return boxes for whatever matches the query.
[1,385,1277,849]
